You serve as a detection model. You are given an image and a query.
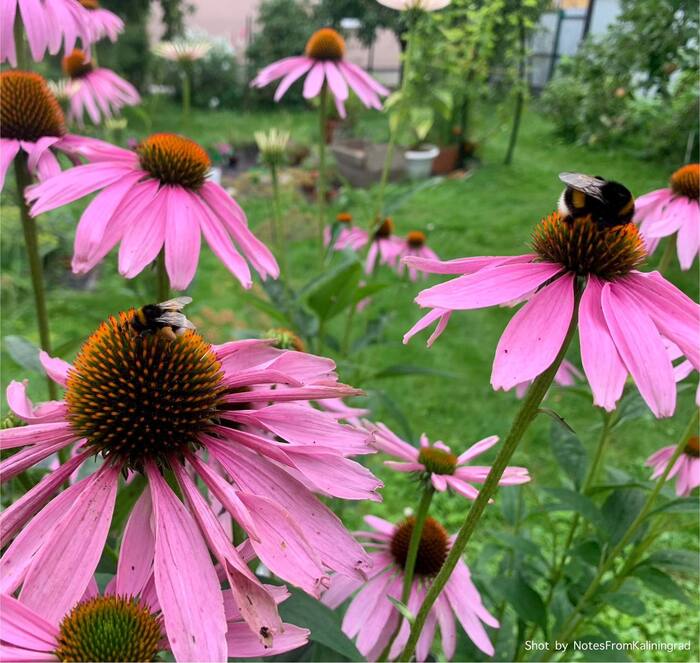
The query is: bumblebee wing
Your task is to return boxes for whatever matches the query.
[558,172,606,202]
[155,311,196,330]
[157,296,192,311]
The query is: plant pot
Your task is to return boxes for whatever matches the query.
[432,144,460,175]
[404,144,439,180]
[325,119,342,144]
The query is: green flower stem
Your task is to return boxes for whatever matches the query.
[542,408,699,661]
[269,163,287,276]
[398,284,583,662]
[14,152,57,401]
[317,83,329,259]
[13,13,28,69]
[156,250,170,302]
[182,66,192,122]
[341,302,357,357]
[656,234,676,275]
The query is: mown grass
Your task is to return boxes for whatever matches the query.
[1,99,697,661]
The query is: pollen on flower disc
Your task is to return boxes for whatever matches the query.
[305,28,346,61]
[532,211,646,280]
[375,217,394,239]
[55,595,161,662]
[670,164,699,200]
[62,49,94,79]
[685,436,700,458]
[138,133,211,190]
[65,310,224,471]
[418,446,457,475]
[390,516,449,577]
[336,212,353,224]
[407,231,426,248]
[0,71,66,142]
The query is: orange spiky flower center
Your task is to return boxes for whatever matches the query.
[78,0,100,8]
[0,71,66,141]
[55,595,161,662]
[62,49,94,79]
[685,436,700,458]
[137,133,211,190]
[407,230,426,248]
[670,164,699,200]
[305,28,345,61]
[532,212,646,280]
[65,311,224,471]
[336,212,353,224]
[418,446,457,475]
[375,217,394,239]
[390,516,449,577]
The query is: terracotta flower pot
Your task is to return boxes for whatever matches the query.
[432,144,460,175]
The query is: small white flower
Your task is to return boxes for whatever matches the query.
[254,128,291,166]
[376,0,451,10]
[152,39,212,63]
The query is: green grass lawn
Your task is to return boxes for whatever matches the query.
[1,99,697,661]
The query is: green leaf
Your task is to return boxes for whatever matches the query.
[570,540,602,566]
[631,566,690,605]
[261,280,317,338]
[369,364,460,380]
[387,596,415,623]
[278,588,364,661]
[602,591,646,616]
[496,532,545,562]
[638,550,699,575]
[601,488,646,545]
[496,574,547,630]
[4,335,42,373]
[303,258,363,322]
[646,496,699,517]
[612,390,651,428]
[549,419,588,489]
[542,488,607,532]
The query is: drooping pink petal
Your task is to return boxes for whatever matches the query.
[118,187,166,278]
[225,623,310,657]
[0,420,72,451]
[274,59,314,101]
[403,308,451,345]
[341,61,390,96]
[601,282,676,417]
[491,273,575,390]
[116,489,155,597]
[436,593,457,660]
[324,61,348,101]
[6,381,65,424]
[145,463,228,663]
[17,0,48,62]
[0,139,21,191]
[252,56,308,87]
[356,574,401,655]
[404,253,536,276]
[676,207,699,270]
[457,435,500,464]
[39,351,71,388]
[163,186,202,290]
[302,61,326,99]
[0,433,75,481]
[0,593,58,652]
[20,464,120,626]
[0,0,18,66]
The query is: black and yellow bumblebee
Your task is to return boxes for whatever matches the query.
[558,172,635,228]
[132,296,195,341]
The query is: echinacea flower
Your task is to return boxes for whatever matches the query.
[1,575,309,661]
[25,133,279,290]
[0,0,92,66]
[323,515,498,661]
[404,209,700,418]
[366,217,405,274]
[397,231,440,281]
[377,0,451,10]
[645,436,700,497]
[0,71,103,191]
[635,164,699,270]
[152,38,212,62]
[250,27,389,118]
[367,422,530,499]
[325,212,369,251]
[62,49,140,126]
[515,358,582,399]
[0,312,381,661]
[77,0,123,43]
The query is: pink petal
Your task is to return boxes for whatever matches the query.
[324,61,348,101]
[117,187,166,278]
[20,464,120,626]
[0,139,20,191]
[0,433,75,481]
[356,574,401,655]
[17,0,48,62]
[303,61,326,99]
[274,59,314,101]
[0,594,57,652]
[491,273,575,390]
[0,420,72,451]
[676,207,699,270]
[225,623,309,657]
[116,489,155,597]
[405,254,535,276]
[436,594,457,660]
[164,187,201,290]
[39,351,71,387]
[579,276,627,411]
[145,463,228,663]
[602,282,676,417]
[6,381,65,424]
[457,435,499,463]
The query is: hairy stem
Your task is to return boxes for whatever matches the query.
[156,250,170,302]
[317,83,328,259]
[656,234,676,275]
[269,163,286,276]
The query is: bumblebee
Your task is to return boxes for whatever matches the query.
[558,172,635,228]
[132,296,195,340]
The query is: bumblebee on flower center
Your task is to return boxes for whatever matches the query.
[65,310,224,471]
[418,446,457,475]
[55,595,161,662]
[305,28,346,61]
[390,516,449,577]
[532,211,646,280]
[137,133,211,190]
[670,163,699,200]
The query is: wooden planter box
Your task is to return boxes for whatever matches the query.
[330,139,406,188]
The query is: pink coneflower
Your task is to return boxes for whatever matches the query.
[77,0,123,43]
[645,436,700,497]
[323,515,498,661]
[397,231,440,281]
[325,212,370,251]
[635,164,699,270]
[368,423,530,499]
[0,0,92,66]
[251,27,389,117]
[1,577,308,660]
[0,71,103,191]
[0,312,381,661]
[25,133,279,290]
[62,49,140,127]
[366,217,404,274]
[404,208,700,418]
[515,358,582,399]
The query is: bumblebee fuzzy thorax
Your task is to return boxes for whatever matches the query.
[65,310,224,471]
